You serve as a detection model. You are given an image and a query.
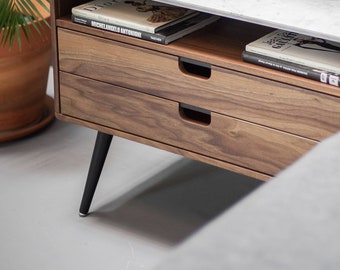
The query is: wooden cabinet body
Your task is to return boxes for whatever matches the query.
[52,0,340,181]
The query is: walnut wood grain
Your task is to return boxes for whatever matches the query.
[56,112,271,181]
[60,72,316,176]
[58,28,340,141]
[52,0,340,181]
[56,16,340,97]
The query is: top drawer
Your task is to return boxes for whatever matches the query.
[58,28,340,141]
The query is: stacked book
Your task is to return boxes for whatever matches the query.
[243,30,340,87]
[72,0,220,44]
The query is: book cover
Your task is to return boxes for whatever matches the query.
[72,13,220,44]
[72,0,198,33]
[245,29,340,74]
[242,51,340,87]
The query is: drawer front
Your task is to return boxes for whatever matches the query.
[58,29,340,142]
[59,72,316,176]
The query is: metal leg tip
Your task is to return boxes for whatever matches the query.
[79,212,89,217]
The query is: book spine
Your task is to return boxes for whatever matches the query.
[245,43,340,75]
[242,51,340,87]
[71,7,156,33]
[72,15,167,44]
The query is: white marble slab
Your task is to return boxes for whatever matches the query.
[157,0,340,43]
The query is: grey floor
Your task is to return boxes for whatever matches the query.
[0,68,262,270]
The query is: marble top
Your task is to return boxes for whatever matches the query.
[157,0,340,43]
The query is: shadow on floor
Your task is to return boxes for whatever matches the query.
[89,159,263,246]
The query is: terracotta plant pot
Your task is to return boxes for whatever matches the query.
[0,1,54,142]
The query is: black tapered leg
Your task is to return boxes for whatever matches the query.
[79,131,113,217]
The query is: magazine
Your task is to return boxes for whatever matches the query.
[245,29,340,74]
[72,13,220,44]
[72,0,198,33]
[242,51,340,87]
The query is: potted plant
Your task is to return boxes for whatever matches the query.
[0,0,54,142]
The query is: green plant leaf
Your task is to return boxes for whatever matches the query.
[0,0,50,49]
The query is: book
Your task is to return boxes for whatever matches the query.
[245,29,340,74]
[71,0,199,34]
[242,51,340,87]
[72,13,220,44]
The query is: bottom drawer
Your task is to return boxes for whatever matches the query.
[59,72,316,176]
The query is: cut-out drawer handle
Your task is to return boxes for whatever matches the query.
[179,57,211,79]
[179,103,211,126]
